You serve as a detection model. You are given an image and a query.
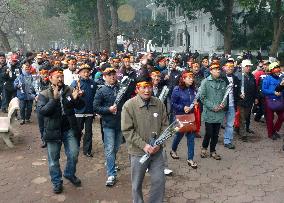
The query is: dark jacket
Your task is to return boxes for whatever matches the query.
[70,78,97,114]
[37,85,85,142]
[0,63,7,88]
[221,73,241,111]
[171,86,196,115]
[93,83,122,129]
[166,69,181,97]
[117,67,137,100]
[3,62,21,91]
[238,73,257,107]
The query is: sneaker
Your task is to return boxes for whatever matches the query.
[20,120,25,125]
[164,168,173,176]
[115,165,120,171]
[25,119,31,123]
[224,143,235,149]
[63,175,81,187]
[53,183,63,194]
[106,176,116,187]
[187,160,198,169]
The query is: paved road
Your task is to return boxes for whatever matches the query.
[0,113,284,203]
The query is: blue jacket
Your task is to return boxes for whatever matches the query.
[93,83,122,129]
[262,74,283,99]
[70,78,97,114]
[14,72,36,100]
[171,86,196,115]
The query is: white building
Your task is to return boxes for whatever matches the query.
[146,3,224,54]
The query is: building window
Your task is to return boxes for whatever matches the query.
[203,24,205,32]
[195,26,197,32]
[177,7,183,16]
[170,31,175,47]
[209,24,212,31]
[177,29,183,46]
[170,10,175,19]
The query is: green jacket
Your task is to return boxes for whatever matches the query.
[200,75,228,123]
[121,95,169,155]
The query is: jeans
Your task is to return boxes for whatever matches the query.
[202,122,221,153]
[19,100,33,120]
[102,127,122,177]
[77,116,94,154]
[47,129,79,187]
[130,150,165,203]
[224,106,236,144]
[171,132,195,160]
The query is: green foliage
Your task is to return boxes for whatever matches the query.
[144,14,171,46]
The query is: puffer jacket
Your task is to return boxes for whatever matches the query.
[37,85,85,142]
[262,74,283,99]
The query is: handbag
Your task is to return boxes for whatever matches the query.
[176,113,197,133]
[266,96,284,111]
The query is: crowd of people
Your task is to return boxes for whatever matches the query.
[0,49,283,202]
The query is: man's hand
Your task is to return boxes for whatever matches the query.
[275,91,281,96]
[53,85,60,99]
[72,88,81,100]
[255,99,259,104]
[109,105,117,113]
[240,93,245,99]
[164,75,170,80]
[143,144,160,155]
[35,95,38,102]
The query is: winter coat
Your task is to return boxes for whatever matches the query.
[262,74,284,99]
[70,78,97,114]
[238,73,257,107]
[14,71,36,100]
[200,75,227,123]
[3,62,21,92]
[37,85,85,142]
[171,86,196,115]
[93,83,122,129]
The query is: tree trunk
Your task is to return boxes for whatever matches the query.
[0,29,11,52]
[269,0,283,57]
[97,0,110,52]
[270,16,284,57]
[93,7,100,51]
[223,0,234,54]
[109,0,118,53]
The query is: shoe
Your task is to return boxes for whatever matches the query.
[241,136,248,142]
[195,133,202,138]
[187,160,198,169]
[274,132,281,139]
[105,176,116,187]
[224,143,235,149]
[164,168,173,176]
[272,133,278,140]
[84,153,93,158]
[169,151,179,159]
[115,165,120,171]
[210,152,221,160]
[53,184,63,194]
[63,175,81,187]
[200,148,208,158]
[20,120,25,125]
[246,129,255,134]
[25,119,31,123]
[40,141,47,148]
